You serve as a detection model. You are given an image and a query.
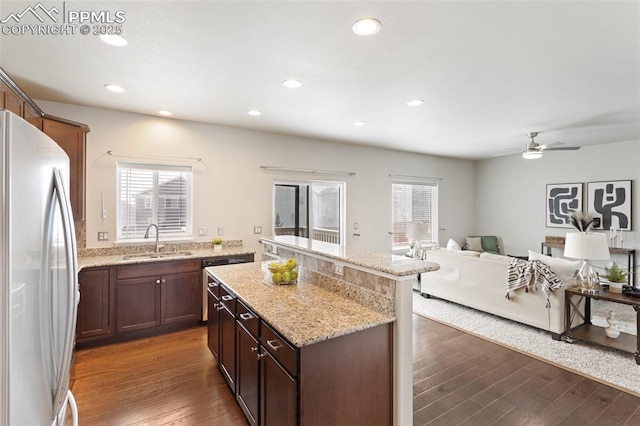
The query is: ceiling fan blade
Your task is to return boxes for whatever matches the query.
[543,146,581,151]
[491,150,521,157]
[538,141,564,149]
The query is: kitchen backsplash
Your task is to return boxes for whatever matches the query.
[79,239,243,257]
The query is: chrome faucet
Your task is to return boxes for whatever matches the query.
[144,223,160,253]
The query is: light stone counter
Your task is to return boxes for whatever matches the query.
[206,262,395,348]
[78,247,255,270]
[261,235,439,277]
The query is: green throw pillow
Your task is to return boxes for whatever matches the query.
[481,236,499,254]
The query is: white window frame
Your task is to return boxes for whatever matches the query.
[391,180,439,252]
[272,179,346,246]
[116,161,193,242]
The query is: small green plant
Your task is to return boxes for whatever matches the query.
[213,238,223,246]
[602,263,627,283]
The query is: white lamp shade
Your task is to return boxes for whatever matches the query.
[406,222,430,241]
[564,232,610,260]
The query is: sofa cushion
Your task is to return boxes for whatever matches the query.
[446,238,461,251]
[456,250,481,257]
[466,236,483,251]
[528,250,580,281]
[480,252,509,261]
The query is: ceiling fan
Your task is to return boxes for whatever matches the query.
[493,132,581,159]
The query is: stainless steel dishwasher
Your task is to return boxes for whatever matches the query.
[201,254,254,322]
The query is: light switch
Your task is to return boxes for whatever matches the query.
[97,232,109,241]
[198,228,207,236]
[217,227,224,236]
[253,226,262,234]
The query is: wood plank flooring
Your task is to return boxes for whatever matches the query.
[69,316,640,425]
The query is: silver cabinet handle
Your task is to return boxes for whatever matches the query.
[221,295,234,301]
[239,312,253,321]
[256,352,266,360]
[207,282,218,288]
[266,339,282,351]
[156,279,160,284]
[216,306,224,311]
[251,346,258,352]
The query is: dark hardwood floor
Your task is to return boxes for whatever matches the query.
[69,316,640,425]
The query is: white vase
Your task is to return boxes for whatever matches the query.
[605,311,620,338]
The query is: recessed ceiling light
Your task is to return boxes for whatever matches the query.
[158,110,172,116]
[104,84,125,93]
[407,99,424,107]
[99,34,128,47]
[353,121,366,126]
[248,110,262,116]
[282,79,302,89]
[352,18,381,36]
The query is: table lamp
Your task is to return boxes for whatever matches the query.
[406,222,431,258]
[564,232,610,294]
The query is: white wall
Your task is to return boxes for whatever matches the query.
[475,140,640,263]
[37,100,476,253]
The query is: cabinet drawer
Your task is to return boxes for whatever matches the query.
[237,299,259,338]
[220,284,237,315]
[261,322,297,376]
[117,259,200,280]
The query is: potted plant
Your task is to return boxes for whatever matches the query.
[213,238,223,251]
[601,262,627,293]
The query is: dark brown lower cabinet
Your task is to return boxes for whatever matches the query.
[161,271,200,324]
[261,349,296,426]
[116,276,161,332]
[207,288,220,360]
[76,268,111,341]
[219,300,236,392]
[236,324,260,426]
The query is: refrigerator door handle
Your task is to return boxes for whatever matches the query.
[50,168,79,420]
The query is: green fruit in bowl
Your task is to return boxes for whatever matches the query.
[290,271,298,281]
[271,272,282,283]
[268,262,280,273]
[286,258,297,268]
[282,271,293,283]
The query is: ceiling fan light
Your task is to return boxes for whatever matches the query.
[522,150,543,160]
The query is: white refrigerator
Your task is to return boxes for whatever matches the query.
[0,110,79,425]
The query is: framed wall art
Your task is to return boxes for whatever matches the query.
[546,183,582,228]
[587,180,632,230]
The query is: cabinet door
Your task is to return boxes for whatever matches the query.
[43,118,86,219]
[207,290,220,360]
[77,269,110,340]
[261,350,296,426]
[23,102,42,130]
[116,276,161,332]
[161,271,200,324]
[219,305,236,393]
[236,324,260,426]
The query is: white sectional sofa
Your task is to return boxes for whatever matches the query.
[421,249,580,339]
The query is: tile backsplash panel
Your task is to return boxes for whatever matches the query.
[264,243,396,315]
[79,239,243,257]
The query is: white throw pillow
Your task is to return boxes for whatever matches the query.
[466,236,483,252]
[528,250,580,281]
[446,238,461,251]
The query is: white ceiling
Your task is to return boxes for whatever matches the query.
[1,1,639,160]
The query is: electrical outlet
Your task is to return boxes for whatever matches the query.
[217,227,224,236]
[253,226,262,234]
[101,209,108,219]
[198,228,207,236]
[97,232,109,241]
[333,263,344,276]
[353,222,358,230]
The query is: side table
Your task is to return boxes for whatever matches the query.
[565,285,640,364]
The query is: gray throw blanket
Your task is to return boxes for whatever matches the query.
[506,258,564,308]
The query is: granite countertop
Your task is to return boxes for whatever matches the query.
[206,262,395,348]
[261,236,439,277]
[78,247,255,270]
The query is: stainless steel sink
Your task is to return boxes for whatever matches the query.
[123,251,192,260]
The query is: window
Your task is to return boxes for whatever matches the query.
[391,181,438,249]
[117,162,193,240]
[273,180,345,245]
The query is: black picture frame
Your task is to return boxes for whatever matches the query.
[587,180,632,230]
[546,183,583,228]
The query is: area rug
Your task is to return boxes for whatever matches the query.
[412,292,640,396]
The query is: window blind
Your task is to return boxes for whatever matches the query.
[117,162,193,240]
[391,182,438,248]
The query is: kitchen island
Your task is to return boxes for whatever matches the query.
[208,236,438,426]
[207,262,395,425]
